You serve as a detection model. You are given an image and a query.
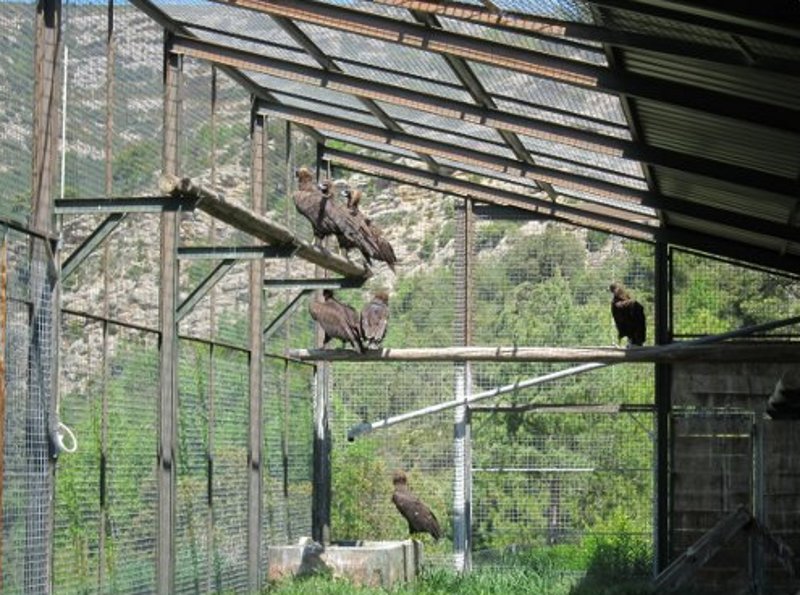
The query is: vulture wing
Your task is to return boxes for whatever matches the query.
[294,171,339,240]
[361,299,389,349]
[392,488,442,540]
[612,298,646,346]
[309,299,363,352]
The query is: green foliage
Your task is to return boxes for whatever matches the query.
[113,138,161,195]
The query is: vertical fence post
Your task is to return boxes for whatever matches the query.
[654,240,671,573]
[312,141,331,545]
[99,0,114,586]
[282,122,293,540]
[453,198,473,572]
[247,105,267,591]
[157,37,181,595]
[32,0,62,590]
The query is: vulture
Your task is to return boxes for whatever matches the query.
[609,283,646,347]
[767,370,800,420]
[293,168,362,249]
[360,291,389,350]
[341,188,398,273]
[391,470,442,541]
[308,289,364,352]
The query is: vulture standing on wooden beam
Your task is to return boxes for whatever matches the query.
[360,291,389,350]
[609,283,646,347]
[342,188,398,273]
[391,470,442,541]
[308,289,364,352]
[293,168,363,251]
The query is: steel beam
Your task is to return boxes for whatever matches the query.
[263,278,363,290]
[61,213,126,281]
[207,0,800,132]
[263,290,311,342]
[55,196,194,214]
[324,148,656,238]
[373,0,799,74]
[176,259,237,322]
[256,102,799,243]
[176,245,294,260]
[590,0,800,46]
[170,34,799,199]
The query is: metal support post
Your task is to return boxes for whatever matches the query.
[157,43,182,595]
[453,198,473,573]
[654,240,671,573]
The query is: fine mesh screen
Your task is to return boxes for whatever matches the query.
[2,231,55,593]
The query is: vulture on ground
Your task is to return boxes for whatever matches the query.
[609,283,646,346]
[360,291,389,350]
[308,289,364,352]
[391,470,442,541]
[341,188,398,273]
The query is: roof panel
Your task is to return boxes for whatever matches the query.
[376,102,508,146]
[624,50,800,109]
[599,5,734,48]
[636,101,800,178]
[335,60,475,103]
[247,72,370,112]
[655,169,794,225]
[398,122,516,160]
[183,26,319,68]
[471,61,627,125]
[438,16,606,65]
[294,21,464,85]
[666,214,797,257]
[163,2,306,50]
[493,97,632,140]
[269,92,387,129]
[323,131,421,160]
[314,0,418,22]
[492,0,595,23]
[517,134,644,179]
[553,186,656,218]
[531,155,647,191]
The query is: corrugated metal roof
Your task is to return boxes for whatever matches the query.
[140,0,800,274]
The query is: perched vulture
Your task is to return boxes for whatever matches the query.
[767,370,800,420]
[609,283,646,346]
[308,289,364,352]
[341,189,398,273]
[391,470,442,541]
[360,291,389,350]
[293,168,362,249]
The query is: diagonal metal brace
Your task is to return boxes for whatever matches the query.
[263,290,311,342]
[176,259,236,322]
[61,213,127,281]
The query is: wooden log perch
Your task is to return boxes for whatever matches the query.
[287,343,800,364]
[159,174,370,280]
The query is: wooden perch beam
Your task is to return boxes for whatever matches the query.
[159,174,370,280]
[287,343,800,364]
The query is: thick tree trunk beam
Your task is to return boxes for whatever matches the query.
[287,343,800,364]
[159,174,370,280]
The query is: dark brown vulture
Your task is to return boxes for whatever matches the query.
[609,283,646,346]
[308,289,364,352]
[341,189,398,273]
[294,168,363,251]
[391,470,442,541]
[360,291,389,350]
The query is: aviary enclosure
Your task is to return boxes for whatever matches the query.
[1,0,800,593]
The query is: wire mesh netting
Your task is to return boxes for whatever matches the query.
[2,231,56,593]
[0,0,34,224]
[54,315,159,593]
[672,248,800,339]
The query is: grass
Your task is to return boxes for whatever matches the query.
[263,565,653,595]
